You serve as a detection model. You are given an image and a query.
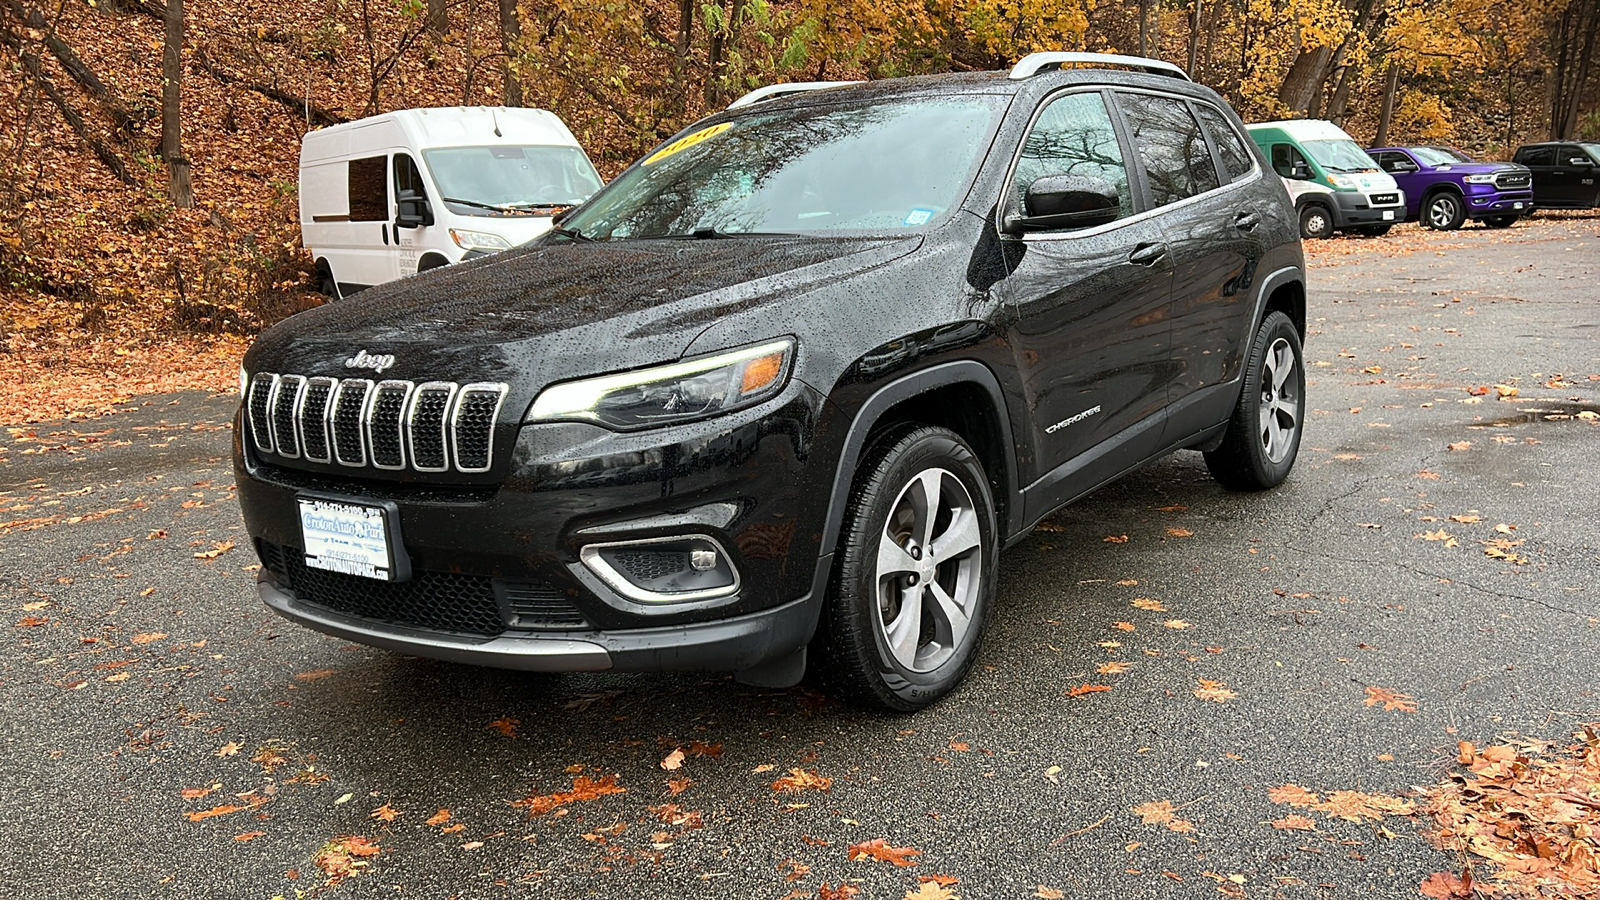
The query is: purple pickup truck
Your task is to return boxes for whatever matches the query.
[1366,146,1534,230]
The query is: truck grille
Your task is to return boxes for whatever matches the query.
[1369,192,1400,206]
[258,540,589,634]
[247,373,507,475]
[1495,171,1531,189]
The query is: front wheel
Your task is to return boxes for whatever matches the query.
[1482,215,1518,228]
[1298,204,1335,240]
[1424,192,1466,230]
[817,425,996,712]
[1204,311,1305,491]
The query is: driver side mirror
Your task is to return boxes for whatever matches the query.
[1289,161,1314,180]
[1568,157,1593,167]
[1390,160,1419,173]
[1004,175,1120,233]
[395,189,434,229]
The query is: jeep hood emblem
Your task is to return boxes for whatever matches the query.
[344,349,396,374]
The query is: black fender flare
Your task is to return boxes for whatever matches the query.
[815,360,1020,570]
[1247,264,1305,339]
[417,253,451,273]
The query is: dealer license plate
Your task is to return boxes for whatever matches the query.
[298,498,394,580]
[1514,202,1525,209]
[1382,210,1396,221]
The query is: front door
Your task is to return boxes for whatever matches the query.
[995,89,1173,508]
[389,152,439,278]
[1555,145,1599,206]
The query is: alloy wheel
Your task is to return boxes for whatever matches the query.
[874,468,983,673]
[1258,337,1300,463]
[1428,196,1460,229]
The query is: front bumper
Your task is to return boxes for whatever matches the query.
[1331,189,1406,228]
[1464,188,1534,218]
[259,576,819,673]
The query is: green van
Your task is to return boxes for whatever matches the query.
[1247,119,1406,236]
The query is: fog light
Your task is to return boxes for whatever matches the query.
[580,535,739,603]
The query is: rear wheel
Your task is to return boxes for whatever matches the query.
[1204,311,1305,491]
[817,425,996,712]
[1298,204,1335,240]
[1483,215,1518,228]
[1424,192,1466,230]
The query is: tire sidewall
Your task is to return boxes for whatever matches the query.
[1299,205,1333,240]
[1425,192,1463,230]
[832,428,997,710]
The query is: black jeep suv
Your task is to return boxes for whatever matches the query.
[237,53,1307,711]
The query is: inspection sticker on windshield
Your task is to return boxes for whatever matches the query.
[644,123,733,165]
[299,498,393,580]
[904,208,935,226]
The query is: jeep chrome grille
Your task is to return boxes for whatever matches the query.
[247,373,507,474]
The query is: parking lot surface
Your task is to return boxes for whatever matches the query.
[2,218,1596,898]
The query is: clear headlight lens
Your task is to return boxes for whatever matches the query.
[449,228,511,252]
[526,339,795,430]
[1327,174,1356,189]
[239,364,248,398]
[1464,173,1497,184]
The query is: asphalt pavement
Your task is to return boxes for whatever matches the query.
[1,217,1596,899]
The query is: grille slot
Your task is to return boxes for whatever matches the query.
[331,379,373,467]
[244,371,508,474]
[452,384,507,473]
[248,375,277,453]
[1369,192,1399,205]
[369,381,413,470]
[270,375,305,458]
[301,377,336,463]
[612,550,690,582]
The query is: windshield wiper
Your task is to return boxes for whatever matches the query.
[547,226,594,243]
[440,196,513,213]
[687,226,805,239]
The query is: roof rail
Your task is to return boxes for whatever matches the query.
[727,81,864,110]
[1008,52,1191,82]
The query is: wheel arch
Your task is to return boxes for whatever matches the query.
[818,362,1020,566]
[417,252,451,272]
[1251,266,1306,341]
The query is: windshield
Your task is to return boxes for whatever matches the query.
[1302,139,1380,173]
[1411,146,1472,165]
[422,145,603,216]
[559,97,1006,240]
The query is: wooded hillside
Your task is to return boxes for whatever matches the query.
[1,0,1596,360]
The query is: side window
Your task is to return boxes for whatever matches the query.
[1559,145,1589,165]
[1270,143,1307,178]
[1012,91,1133,222]
[1194,104,1253,183]
[394,153,428,200]
[348,155,388,222]
[1117,92,1221,206]
[1519,146,1553,166]
[1374,152,1400,172]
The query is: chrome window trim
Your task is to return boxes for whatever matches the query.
[578,534,741,604]
[406,381,458,473]
[369,380,415,471]
[450,382,508,474]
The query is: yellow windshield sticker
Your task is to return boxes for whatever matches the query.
[644,123,732,165]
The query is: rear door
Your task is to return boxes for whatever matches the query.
[1119,92,1266,431]
[339,154,394,291]
[1558,144,1599,206]
[995,89,1174,499]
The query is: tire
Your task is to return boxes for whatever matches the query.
[1423,191,1466,230]
[315,264,342,300]
[1353,224,1392,237]
[1204,311,1305,491]
[817,425,996,712]
[1482,215,1518,228]
[1298,204,1335,240]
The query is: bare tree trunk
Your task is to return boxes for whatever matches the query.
[161,0,192,206]
[499,0,522,106]
[1200,0,1224,84]
[675,0,692,100]
[1138,0,1151,56]
[427,0,448,36]
[1561,0,1598,137]
[1187,0,1202,74]
[1325,64,1354,125]
[1373,63,1400,147]
[1278,44,1336,115]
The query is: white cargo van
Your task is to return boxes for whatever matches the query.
[298,107,604,297]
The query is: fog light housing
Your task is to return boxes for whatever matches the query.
[580,535,739,603]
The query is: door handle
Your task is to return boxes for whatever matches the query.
[382,224,389,246]
[1235,211,1261,232]
[1128,242,1168,267]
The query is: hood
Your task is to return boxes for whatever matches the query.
[246,235,921,391]
[1428,161,1527,175]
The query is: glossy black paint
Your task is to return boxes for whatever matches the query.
[235,67,1305,678]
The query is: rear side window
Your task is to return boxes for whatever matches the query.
[348,155,388,221]
[1518,146,1554,166]
[1117,92,1220,206]
[1012,92,1133,221]
[1194,104,1253,183]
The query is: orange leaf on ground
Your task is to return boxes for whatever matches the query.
[919,874,959,886]
[772,768,832,794]
[1270,814,1316,831]
[818,884,861,900]
[904,882,958,900]
[1035,888,1065,899]
[233,831,265,842]
[511,774,626,815]
[1193,679,1237,703]
[1363,685,1417,713]
[660,748,685,770]
[1419,872,1471,899]
[1065,684,1111,698]
[1131,800,1195,832]
[1268,784,1320,807]
[487,716,519,738]
[424,809,451,826]
[14,616,47,627]
[847,838,921,867]
[1131,597,1166,611]
[1097,661,1130,675]
[185,803,246,822]
[370,804,398,822]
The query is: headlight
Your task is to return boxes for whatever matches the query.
[449,228,511,252]
[1326,174,1356,189]
[526,339,795,430]
[239,364,248,398]
[1464,174,1497,184]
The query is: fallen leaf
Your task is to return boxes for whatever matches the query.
[1193,680,1237,703]
[1163,619,1192,630]
[903,883,957,900]
[193,540,235,560]
[185,803,246,822]
[510,774,627,815]
[1097,661,1130,675]
[233,831,266,842]
[425,809,451,827]
[370,804,398,822]
[1493,384,1518,399]
[294,669,335,682]
[1363,686,1417,713]
[1103,534,1129,543]
[1131,800,1195,833]
[216,741,242,757]
[1165,527,1193,537]
[847,838,921,867]
[14,615,47,627]
[1419,872,1471,899]
[772,768,832,794]
[818,884,861,900]
[1065,684,1112,698]
[1035,888,1065,899]
[1447,441,1471,451]
[660,748,685,771]
[1271,814,1316,831]
[1113,621,1136,632]
[131,632,167,644]
[1131,597,1166,612]
[487,717,519,738]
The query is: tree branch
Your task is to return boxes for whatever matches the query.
[192,48,346,127]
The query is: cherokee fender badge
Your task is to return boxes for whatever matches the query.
[344,349,396,374]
